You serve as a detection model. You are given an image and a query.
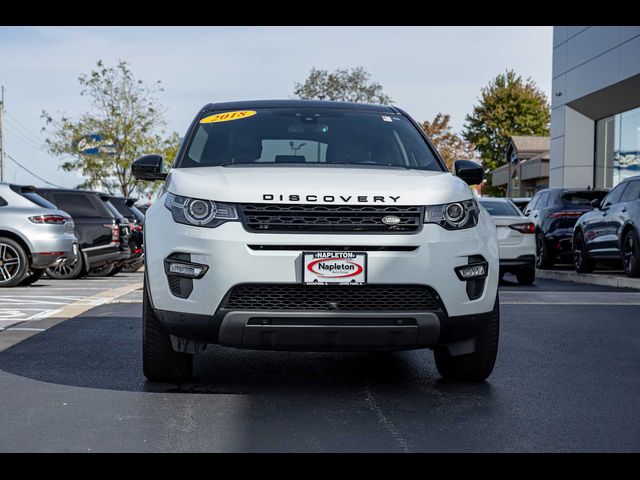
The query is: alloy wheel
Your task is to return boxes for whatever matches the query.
[574,236,584,270]
[49,258,78,277]
[536,236,544,268]
[623,233,636,273]
[0,243,21,283]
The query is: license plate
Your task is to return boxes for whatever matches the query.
[303,251,367,285]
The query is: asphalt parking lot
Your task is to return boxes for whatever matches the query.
[0,272,638,452]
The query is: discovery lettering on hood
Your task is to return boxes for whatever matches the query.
[262,194,401,203]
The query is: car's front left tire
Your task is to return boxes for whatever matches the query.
[142,274,193,382]
[535,233,554,269]
[573,231,595,273]
[434,294,499,382]
[622,229,640,278]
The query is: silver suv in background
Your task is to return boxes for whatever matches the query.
[0,183,78,287]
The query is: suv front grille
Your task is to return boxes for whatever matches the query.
[223,284,440,311]
[240,204,423,233]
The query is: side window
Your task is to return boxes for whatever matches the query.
[602,183,628,207]
[526,195,539,212]
[537,192,550,209]
[620,181,640,203]
[546,192,557,207]
[0,196,7,207]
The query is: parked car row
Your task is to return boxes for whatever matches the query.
[501,177,640,279]
[0,182,145,287]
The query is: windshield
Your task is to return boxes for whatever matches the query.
[479,199,522,216]
[177,108,443,171]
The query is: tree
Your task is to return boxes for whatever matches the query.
[421,113,475,170]
[41,60,180,197]
[294,67,392,104]
[462,69,550,195]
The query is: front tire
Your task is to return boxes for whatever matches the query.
[622,229,640,278]
[573,231,595,273]
[142,275,193,382]
[0,238,29,287]
[434,294,499,382]
[535,232,554,269]
[516,267,535,285]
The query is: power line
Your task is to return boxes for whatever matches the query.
[3,139,61,179]
[4,111,46,144]
[3,120,46,151]
[5,153,65,188]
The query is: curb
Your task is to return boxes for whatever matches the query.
[535,269,640,290]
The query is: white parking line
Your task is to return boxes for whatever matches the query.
[0,309,60,321]
[0,282,142,349]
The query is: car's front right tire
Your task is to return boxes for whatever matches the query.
[434,294,499,382]
[142,275,193,382]
[535,232,554,269]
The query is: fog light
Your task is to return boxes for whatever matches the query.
[455,262,488,280]
[164,259,208,279]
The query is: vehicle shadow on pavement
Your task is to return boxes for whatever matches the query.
[0,303,496,399]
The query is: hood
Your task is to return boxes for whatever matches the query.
[165,165,474,206]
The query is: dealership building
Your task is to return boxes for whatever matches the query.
[550,26,640,190]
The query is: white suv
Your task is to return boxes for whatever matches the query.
[132,100,500,383]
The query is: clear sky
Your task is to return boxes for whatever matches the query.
[0,26,553,189]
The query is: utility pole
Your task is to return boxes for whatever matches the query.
[0,85,4,182]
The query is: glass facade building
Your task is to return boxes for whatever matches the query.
[595,106,640,189]
[550,27,640,191]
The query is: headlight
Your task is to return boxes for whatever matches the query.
[424,198,479,230]
[164,192,238,228]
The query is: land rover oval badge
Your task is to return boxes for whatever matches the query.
[382,215,401,226]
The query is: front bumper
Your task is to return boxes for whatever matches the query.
[156,306,494,352]
[145,203,499,348]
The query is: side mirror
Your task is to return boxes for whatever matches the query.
[454,159,484,186]
[591,198,601,209]
[132,154,167,181]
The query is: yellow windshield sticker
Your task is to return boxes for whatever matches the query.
[200,110,257,124]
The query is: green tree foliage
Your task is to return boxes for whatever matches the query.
[421,113,475,171]
[294,67,392,104]
[462,70,550,194]
[41,60,180,197]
